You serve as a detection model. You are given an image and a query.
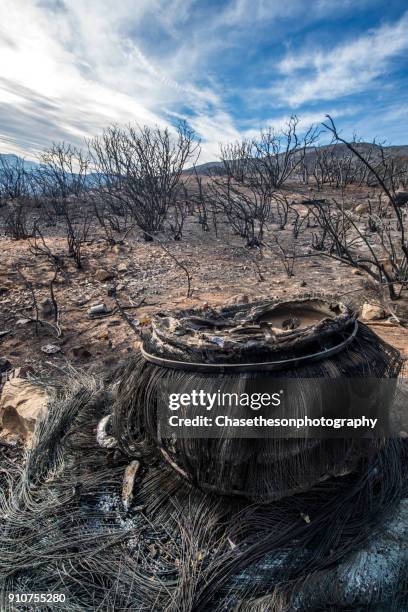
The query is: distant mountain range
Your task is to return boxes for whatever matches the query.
[0,154,101,189]
[2,143,408,180]
[0,153,40,172]
[185,142,408,175]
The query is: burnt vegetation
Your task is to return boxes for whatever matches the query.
[1,115,408,309]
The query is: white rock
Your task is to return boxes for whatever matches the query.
[117,263,128,273]
[361,303,386,321]
[41,344,61,354]
[96,414,117,449]
[0,377,48,445]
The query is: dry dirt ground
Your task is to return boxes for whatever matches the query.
[1,182,408,382]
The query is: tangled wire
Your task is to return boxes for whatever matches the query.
[0,363,406,610]
[114,297,404,503]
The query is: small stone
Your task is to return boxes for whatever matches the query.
[95,269,114,282]
[361,303,386,321]
[355,203,369,214]
[101,330,110,341]
[76,298,90,307]
[96,415,118,449]
[41,344,61,354]
[117,263,128,273]
[352,269,362,276]
[227,294,249,305]
[112,244,124,255]
[89,303,109,316]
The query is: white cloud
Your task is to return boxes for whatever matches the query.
[277,11,408,106]
[215,0,304,26]
[0,0,234,161]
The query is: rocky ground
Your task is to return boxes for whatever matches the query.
[0,182,408,398]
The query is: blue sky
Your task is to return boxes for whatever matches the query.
[0,0,407,162]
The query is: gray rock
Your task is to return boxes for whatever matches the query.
[89,303,109,316]
[95,269,114,282]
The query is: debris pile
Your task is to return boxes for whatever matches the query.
[0,297,407,610]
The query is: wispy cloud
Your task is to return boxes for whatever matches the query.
[277,11,408,106]
[215,0,304,26]
[0,0,231,161]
